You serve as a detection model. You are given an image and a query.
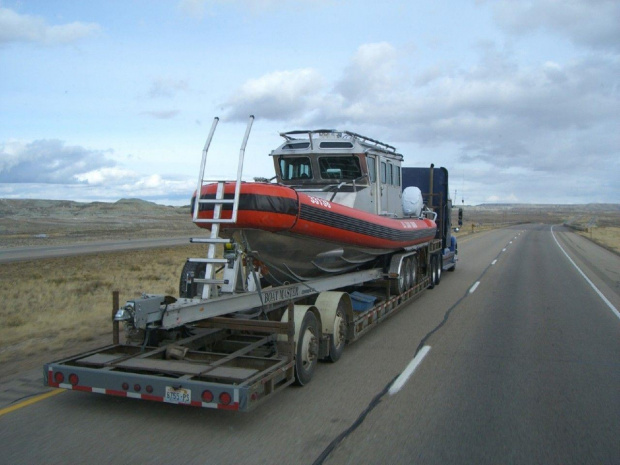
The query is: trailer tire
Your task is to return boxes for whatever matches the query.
[428,256,436,289]
[409,256,417,288]
[294,311,319,386]
[391,259,408,295]
[179,260,206,298]
[326,305,347,363]
[435,255,442,285]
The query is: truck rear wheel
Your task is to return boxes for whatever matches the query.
[294,311,319,386]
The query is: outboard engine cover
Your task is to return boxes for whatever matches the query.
[402,186,423,217]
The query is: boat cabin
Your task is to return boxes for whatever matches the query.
[270,130,404,216]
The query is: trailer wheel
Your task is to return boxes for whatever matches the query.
[435,255,442,285]
[391,260,407,295]
[179,260,206,298]
[428,256,436,289]
[326,305,347,363]
[408,256,417,288]
[295,311,319,386]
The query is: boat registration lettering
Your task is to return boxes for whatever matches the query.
[309,196,331,209]
[401,221,419,229]
[263,287,300,304]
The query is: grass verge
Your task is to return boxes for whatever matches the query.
[0,244,200,372]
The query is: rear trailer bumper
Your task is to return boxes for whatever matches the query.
[45,362,246,410]
[44,343,295,412]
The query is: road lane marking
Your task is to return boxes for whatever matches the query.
[491,259,497,265]
[469,281,480,293]
[551,226,620,321]
[0,389,64,417]
[502,248,507,252]
[389,346,431,396]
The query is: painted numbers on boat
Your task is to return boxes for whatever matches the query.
[400,221,419,229]
[263,287,300,304]
[308,196,332,209]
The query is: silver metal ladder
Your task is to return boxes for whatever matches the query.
[189,115,255,299]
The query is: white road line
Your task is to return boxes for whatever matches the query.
[469,281,480,293]
[551,226,620,321]
[509,241,513,244]
[491,259,497,265]
[502,248,507,252]
[389,346,431,395]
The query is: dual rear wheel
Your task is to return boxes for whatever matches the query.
[428,254,442,289]
[390,255,417,295]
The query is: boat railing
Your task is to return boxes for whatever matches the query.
[421,207,438,222]
[279,129,397,155]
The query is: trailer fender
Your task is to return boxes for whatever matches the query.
[279,305,322,385]
[278,305,321,352]
[314,292,352,362]
[314,292,353,337]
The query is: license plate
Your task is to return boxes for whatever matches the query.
[164,386,191,404]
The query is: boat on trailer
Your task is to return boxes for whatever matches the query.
[192,129,437,283]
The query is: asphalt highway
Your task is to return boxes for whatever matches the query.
[0,236,192,263]
[1,225,619,464]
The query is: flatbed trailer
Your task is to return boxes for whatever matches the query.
[45,247,439,411]
[44,118,457,412]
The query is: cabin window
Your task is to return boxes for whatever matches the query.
[318,156,362,180]
[367,157,376,182]
[387,163,393,185]
[380,162,387,184]
[282,142,310,150]
[393,166,401,186]
[279,157,313,180]
[319,141,354,149]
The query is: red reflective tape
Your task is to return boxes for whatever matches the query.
[217,402,239,411]
[141,394,163,402]
[47,370,57,387]
[72,385,92,392]
[106,389,128,397]
[190,401,202,407]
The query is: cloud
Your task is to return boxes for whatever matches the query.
[223,68,325,120]
[178,0,332,18]
[142,110,181,119]
[178,0,209,18]
[0,140,196,205]
[0,7,100,45]
[147,78,189,98]
[334,42,399,101]
[74,167,136,185]
[488,0,620,53]
[0,140,115,184]
[221,40,619,203]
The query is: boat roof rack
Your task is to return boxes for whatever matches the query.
[280,129,397,154]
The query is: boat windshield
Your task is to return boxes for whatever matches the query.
[279,157,313,180]
[319,156,362,180]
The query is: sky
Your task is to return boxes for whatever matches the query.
[1,0,619,206]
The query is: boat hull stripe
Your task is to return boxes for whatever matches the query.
[298,204,434,243]
[196,193,298,216]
